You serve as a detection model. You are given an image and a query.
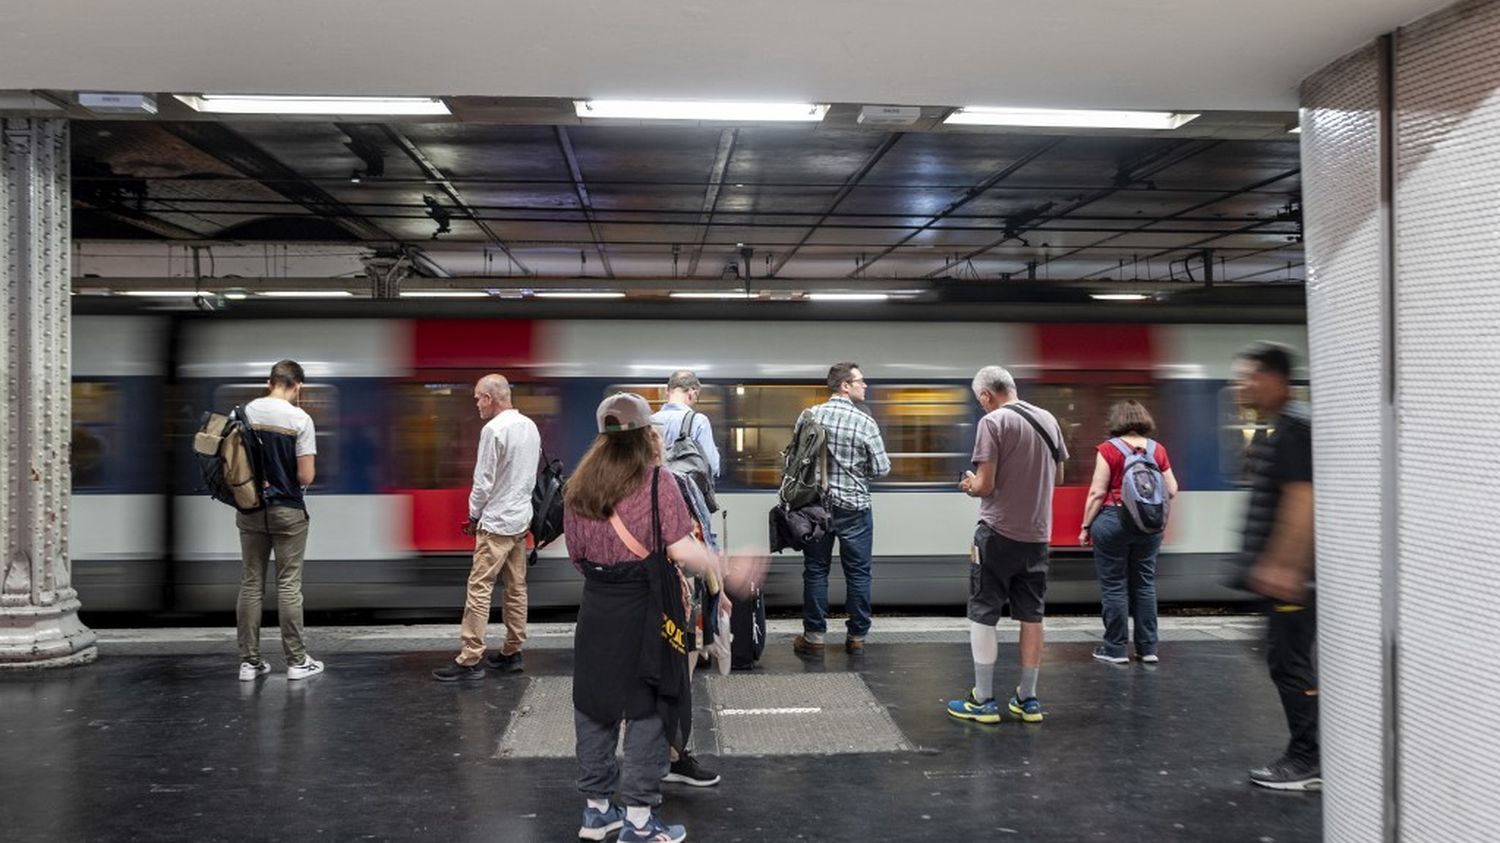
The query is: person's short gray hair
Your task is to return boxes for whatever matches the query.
[972,365,1016,398]
[477,373,512,403]
[666,370,702,392]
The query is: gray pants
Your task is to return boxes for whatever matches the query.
[574,709,668,807]
[235,506,309,666]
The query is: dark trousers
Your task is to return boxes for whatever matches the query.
[801,506,874,637]
[1088,507,1163,658]
[1266,601,1319,764]
[574,710,668,807]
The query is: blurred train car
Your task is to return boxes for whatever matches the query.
[69,313,1306,616]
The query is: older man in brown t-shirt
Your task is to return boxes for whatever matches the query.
[947,365,1067,725]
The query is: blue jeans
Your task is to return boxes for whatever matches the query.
[802,506,874,637]
[1088,506,1163,658]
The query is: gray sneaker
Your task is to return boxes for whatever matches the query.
[1249,756,1322,791]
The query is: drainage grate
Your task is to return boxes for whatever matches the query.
[706,673,913,756]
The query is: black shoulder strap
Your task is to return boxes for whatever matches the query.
[677,409,695,443]
[1002,403,1061,463]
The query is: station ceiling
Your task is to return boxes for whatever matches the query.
[70,114,1305,285]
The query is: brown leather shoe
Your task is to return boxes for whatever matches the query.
[844,636,865,654]
[792,634,825,655]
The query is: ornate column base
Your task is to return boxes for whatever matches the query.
[0,590,98,669]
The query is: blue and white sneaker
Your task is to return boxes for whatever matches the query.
[946,689,1002,724]
[618,814,687,843]
[1008,688,1044,723]
[578,804,624,841]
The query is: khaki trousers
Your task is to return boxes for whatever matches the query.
[236,506,309,666]
[457,530,529,666]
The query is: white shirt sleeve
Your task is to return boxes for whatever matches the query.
[468,422,499,520]
[296,412,317,456]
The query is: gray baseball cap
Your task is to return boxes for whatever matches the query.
[596,392,654,434]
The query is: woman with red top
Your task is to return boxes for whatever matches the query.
[1078,400,1180,665]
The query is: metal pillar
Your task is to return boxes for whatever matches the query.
[0,118,96,668]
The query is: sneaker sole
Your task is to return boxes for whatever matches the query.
[287,669,324,680]
[1139,655,1160,664]
[662,772,722,787]
[947,708,1002,724]
[1092,652,1130,664]
[1008,704,1044,723]
[432,670,486,682]
[578,820,624,840]
[1250,776,1322,792]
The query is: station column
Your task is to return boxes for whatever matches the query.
[0,118,96,668]
[1301,0,1500,839]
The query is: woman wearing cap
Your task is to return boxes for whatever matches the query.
[568,392,723,843]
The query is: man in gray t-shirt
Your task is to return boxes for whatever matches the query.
[947,365,1067,726]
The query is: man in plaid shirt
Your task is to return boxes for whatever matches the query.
[793,362,891,656]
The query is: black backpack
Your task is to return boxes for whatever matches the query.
[778,409,829,510]
[663,409,718,512]
[527,453,566,565]
[192,405,265,512]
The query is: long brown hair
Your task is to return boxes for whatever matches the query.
[564,428,659,520]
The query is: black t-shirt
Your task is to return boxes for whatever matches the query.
[1236,402,1313,584]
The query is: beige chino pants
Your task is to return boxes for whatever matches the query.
[457,530,529,666]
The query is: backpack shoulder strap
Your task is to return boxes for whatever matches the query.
[1002,403,1061,463]
[677,409,696,443]
[1109,437,1135,459]
[1143,439,1158,460]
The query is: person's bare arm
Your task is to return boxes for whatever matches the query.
[1247,482,1315,602]
[960,460,997,497]
[296,455,316,488]
[1078,452,1111,545]
[1163,466,1180,498]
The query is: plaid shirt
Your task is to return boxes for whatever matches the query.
[806,395,891,511]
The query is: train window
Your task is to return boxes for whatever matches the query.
[1026,383,1161,485]
[71,381,118,490]
[865,385,974,485]
[392,381,561,489]
[1217,385,1311,484]
[212,384,339,485]
[721,385,828,488]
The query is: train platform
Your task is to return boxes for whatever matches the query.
[2,617,1319,842]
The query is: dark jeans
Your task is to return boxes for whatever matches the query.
[802,506,874,637]
[1088,506,1162,658]
[1267,600,1319,764]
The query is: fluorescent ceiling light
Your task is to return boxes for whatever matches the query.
[175,95,449,116]
[670,291,754,300]
[531,291,626,299]
[400,290,491,298]
[945,107,1200,130]
[1288,125,1302,134]
[575,99,828,122]
[260,290,356,298]
[121,290,202,297]
[806,293,890,302]
[1090,293,1150,302]
[223,292,249,300]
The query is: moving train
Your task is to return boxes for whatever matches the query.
[70,305,1305,616]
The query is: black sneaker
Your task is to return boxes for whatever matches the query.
[662,750,721,787]
[432,662,486,682]
[485,651,524,673]
[1249,755,1322,791]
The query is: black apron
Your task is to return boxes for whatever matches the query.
[572,469,693,746]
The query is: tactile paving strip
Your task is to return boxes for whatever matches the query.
[705,673,913,756]
[496,676,578,759]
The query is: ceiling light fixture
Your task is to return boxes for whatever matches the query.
[400,290,491,298]
[670,292,754,300]
[806,292,890,302]
[531,291,627,299]
[1288,125,1302,134]
[574,99,829,122]
[1090,292,1151,302]
[174,95,450,116]
[260,290,357,298]
[121,290,202,297]
[944,107,1200,130]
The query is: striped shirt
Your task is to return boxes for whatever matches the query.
[807,395,891,511]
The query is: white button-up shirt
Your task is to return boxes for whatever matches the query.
[468,408,542,536]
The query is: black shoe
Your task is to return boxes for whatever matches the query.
[432,662,486,682]
[662,750,721,787]
[1249,755,1322,791]
[485,651,524,673]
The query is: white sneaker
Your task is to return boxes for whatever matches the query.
[1139,653,1160,664]
[239,661,271,681]
[287,657,325,680]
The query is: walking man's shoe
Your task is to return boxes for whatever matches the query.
[485,651,524,673]
[1249,756,1322,791]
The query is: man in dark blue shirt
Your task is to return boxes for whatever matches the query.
[1232,343,1318,792]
